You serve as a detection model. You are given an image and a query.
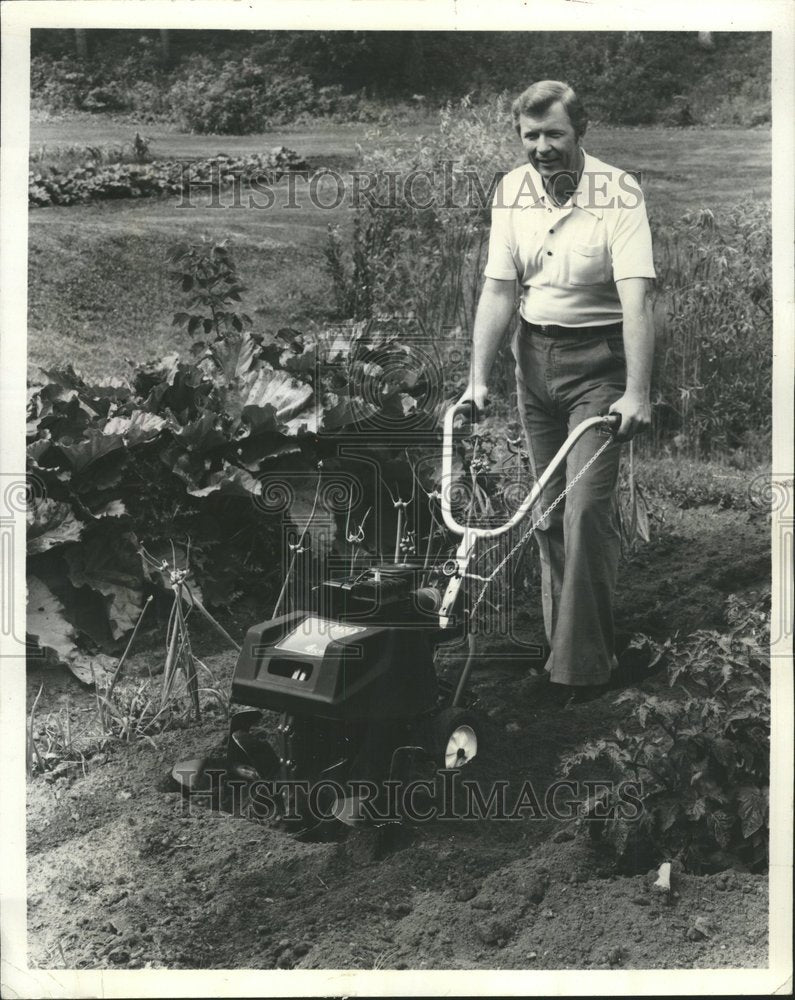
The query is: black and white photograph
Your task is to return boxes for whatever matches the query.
[1,1,793,996]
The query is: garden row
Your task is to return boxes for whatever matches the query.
[28,147,309,207]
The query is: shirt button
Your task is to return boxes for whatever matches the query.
[549,229,554,234]
[547,251,553,256]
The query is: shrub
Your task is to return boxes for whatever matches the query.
[168,55,343,134]
[324,95,519,407]
[649,203,772,458]
[30,55,94,112]
[562,592,770,871]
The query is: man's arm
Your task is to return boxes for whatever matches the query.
[459,277,517,413]
[610,277,654,441]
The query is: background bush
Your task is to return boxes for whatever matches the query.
[649,203,772,457]
[30,29,771,130]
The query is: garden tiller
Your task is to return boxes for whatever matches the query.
[171,405,621,834]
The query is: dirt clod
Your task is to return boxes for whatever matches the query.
[691,916,714,939]
[476,917,513,947]
[607,946,626,967]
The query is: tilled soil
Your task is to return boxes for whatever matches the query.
[26,501,771,971]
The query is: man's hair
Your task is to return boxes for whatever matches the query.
[511,80,589,139]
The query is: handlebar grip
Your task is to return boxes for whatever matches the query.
[453,399,482,424]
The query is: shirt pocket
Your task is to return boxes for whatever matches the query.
[568,243,610,286]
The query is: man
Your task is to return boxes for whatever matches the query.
[460,80,655,703]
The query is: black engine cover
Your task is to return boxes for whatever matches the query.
[231,611,437,721]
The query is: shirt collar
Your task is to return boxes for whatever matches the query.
[522,149,604,219]
[571,151,604,219]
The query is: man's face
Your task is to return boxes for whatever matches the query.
[518,102,581,183]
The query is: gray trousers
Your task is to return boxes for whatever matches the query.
[513,320,625,686]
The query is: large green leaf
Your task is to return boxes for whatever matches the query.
[239,402,280,437]
[38,365,85,392]
[27,575,76,662]
[208,331,259,383]
[27,499,84,555]
[281,409,319,436]
[736,785,766,839]
[282,345,318,379]
[58,428,125,472]
[27,438,52,464]
[244,368,313,424]
[64,532,145,640]
[91,499,128,519]
[187,462,262,498]
[236,434,301,471]
[103,410,167,445]
[168,410,228,452]
[33,390,96,441]
[26,576,116,684]
[321,393,378,430]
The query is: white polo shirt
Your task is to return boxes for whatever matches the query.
[484,151,656,327]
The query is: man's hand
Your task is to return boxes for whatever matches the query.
[609,392,651,442]
[458,381,489,421]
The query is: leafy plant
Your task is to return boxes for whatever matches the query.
[169,238,251,341]
[325,96,516,338]
[648,203,772,459]
[561,592,771,870]
[29,148,309,208]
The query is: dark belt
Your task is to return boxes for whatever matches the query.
[521,318,622,337]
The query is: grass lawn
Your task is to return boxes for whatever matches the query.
[27,118,770,381]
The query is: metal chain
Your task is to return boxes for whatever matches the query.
[469,433,614,619]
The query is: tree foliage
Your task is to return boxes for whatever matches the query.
[30,29,771,129]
